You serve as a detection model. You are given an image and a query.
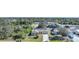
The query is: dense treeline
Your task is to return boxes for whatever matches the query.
[0,17,79,24]
[0,18,32,41]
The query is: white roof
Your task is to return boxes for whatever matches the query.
[54,29,59,32]
[72,35,79,42]
[76,29,79,32]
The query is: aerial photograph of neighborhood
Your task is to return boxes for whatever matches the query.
[0,17,79,42]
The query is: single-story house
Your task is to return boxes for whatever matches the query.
[74,29,79,35]
[32,28,48,34]
[51,28,60,35]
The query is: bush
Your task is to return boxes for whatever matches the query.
[33,36,38,39]
[13,34,22,40]
[16,39,21,42]
[14,28,20,33]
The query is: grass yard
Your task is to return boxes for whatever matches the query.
[50,40,64,42]
[22,35,42,42]
[22,38,42,42]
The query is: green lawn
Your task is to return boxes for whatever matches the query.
[49,40,64,42]
[22,34,43,42]
[22,38,42,42]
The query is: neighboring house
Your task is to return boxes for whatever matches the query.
[68,32,79,42]
[47,23,58,29]
[69,26,79,35]
[48,22,56,25]
[51,28,60,35]
[32,28,48,34]
[74,29,79,35]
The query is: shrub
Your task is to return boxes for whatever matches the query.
[33,36,38,39]
[16,39,21,42]
[13,34,22,40]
